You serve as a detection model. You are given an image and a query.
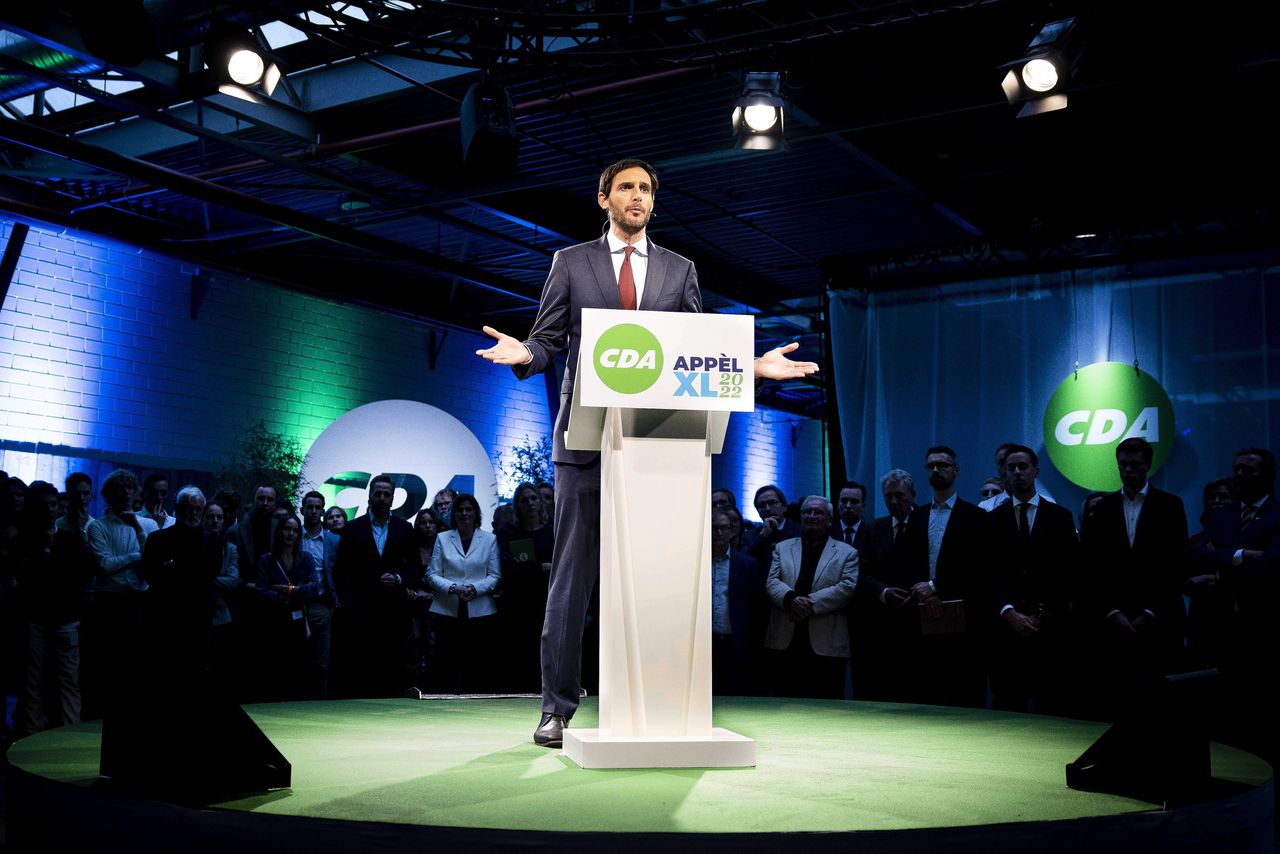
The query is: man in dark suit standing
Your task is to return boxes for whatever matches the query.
[831,481,878,699]
[985,445,1078,714]
[333,474,422,698]
[857,470,919,702]
[901,446,990,708]
[1193,447,1280,768]
[1080,437,1189,719]
[710,508,766,695]
[477,159,818,746]
[742,484,800,574]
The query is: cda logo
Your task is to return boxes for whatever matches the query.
[593,323,663,394]
[1042,362,1176,492]
[300,400,494,523]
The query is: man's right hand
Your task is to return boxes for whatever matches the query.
[911,582,942,619]
[476,326,531,366]
[1107,611,1138,636]
[883,588,910,610]
[1003,609,1039,637]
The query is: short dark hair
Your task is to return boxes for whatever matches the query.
[1115,437,1153,465]
[1003,444,1038,467]
[302,490,326,507]
[1202,477,1234,504]
[925,446,958,464]
[65,472,92,492]
[1235,447,1277,486]
[598,158,659,197]
[143,472,168,491]
[369,474,395,493]
[26,480,57,504]
[712,487,738,506]
[837,481,867,503]
[254,483,278,498]
[994,442,1018,459]
[754,484,787,507]
[450,493,483,529]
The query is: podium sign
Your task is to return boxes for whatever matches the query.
[563,308,756,770]
[578,310,754,411]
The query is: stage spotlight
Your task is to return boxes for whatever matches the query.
[1001,18,1078,118]
[732,72,787,151]
[204,32,285,98]
[460,77,519,174]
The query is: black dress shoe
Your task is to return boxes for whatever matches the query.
[533,713,567,747]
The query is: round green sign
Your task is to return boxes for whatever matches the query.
[1043,362,1175,492]
[593,323,664,394]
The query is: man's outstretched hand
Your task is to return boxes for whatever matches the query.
[755,342,819,380]
[476,325,530,366]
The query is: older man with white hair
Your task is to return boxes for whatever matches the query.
[765,495,859,699]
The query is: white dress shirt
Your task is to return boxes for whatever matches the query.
[712,550,732,635]
[1122,482,1149,547]
[927,493,957,581]
[606,231,649,306]
[979,485,1057,512]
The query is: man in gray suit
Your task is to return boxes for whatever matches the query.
[478,158,818,746]
[764,495,859,699]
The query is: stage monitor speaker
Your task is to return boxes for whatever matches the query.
[101,699,291,804]
[1066,669,1216,806]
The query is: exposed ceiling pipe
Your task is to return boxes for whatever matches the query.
[0,116,542,301]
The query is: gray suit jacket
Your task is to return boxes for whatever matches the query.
[514,233,702,465]
[765,537,859,657]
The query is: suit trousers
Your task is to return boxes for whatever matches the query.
[541,459,600,718]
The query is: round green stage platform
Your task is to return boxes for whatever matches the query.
[6,697,1273,852]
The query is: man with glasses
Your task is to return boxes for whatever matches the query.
[901,446,990,707]
[764,496,858,699]
[710,508,767,695]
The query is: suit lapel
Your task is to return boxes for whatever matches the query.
[1242,496,1279,544]
[638,240,667,310]
[588,235,621,309]
[813,539,839,587]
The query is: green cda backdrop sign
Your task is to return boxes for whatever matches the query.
[592,323,664,394]
[1043,362,1176,492]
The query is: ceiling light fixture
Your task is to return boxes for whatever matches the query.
[1000,18,1079,118]
[732,71,787,151]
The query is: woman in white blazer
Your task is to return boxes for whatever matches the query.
[427,493,501,693]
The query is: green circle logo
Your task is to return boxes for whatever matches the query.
[593,323,664,394]
[1043,362,1175,491]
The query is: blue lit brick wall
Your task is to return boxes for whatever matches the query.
[0,218,824,510]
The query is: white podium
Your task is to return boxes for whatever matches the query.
[562,309,757,769]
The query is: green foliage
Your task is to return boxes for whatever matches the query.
[216,420,308,513]
[495,434,554,500]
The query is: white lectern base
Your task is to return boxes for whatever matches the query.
[562,728,756,769]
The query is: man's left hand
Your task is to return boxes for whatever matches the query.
[755,343,819,380]
[380,572,399,589]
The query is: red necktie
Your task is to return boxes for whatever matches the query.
[618,245,637,310]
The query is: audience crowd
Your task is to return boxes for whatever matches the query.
[1,439,1275,772]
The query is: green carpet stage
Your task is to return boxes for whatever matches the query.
[6,698,1274,852]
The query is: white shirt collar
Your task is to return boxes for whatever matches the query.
[606,231,648,256]
[1122,482,1150,502]
[933,493,957,510]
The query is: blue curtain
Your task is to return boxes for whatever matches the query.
[829,264,1280,525]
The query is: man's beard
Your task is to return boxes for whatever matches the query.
[608,202,650,235]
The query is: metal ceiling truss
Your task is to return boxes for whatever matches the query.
[287,0,1001,69]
